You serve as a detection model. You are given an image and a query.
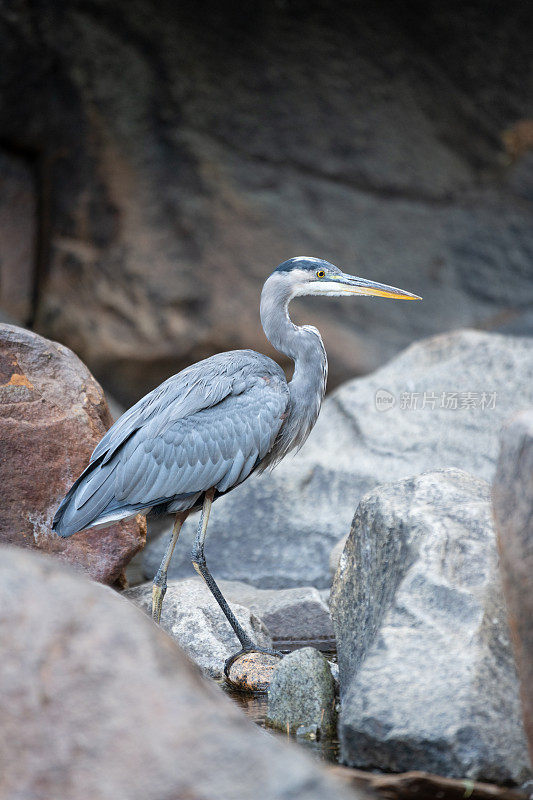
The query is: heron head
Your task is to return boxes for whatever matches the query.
[273,256,422,301]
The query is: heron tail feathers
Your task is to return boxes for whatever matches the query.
[52,458,119,537]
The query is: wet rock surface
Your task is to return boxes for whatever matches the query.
[124,578,272,679]
[0,546,362,800]
[266,648,336,737]
[330,469,530,783]
[144,330,533,589]
[493,410,533,764]
[0,323,145,585]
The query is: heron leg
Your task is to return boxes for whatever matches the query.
[191,488,258,651]
[152,511,188,623]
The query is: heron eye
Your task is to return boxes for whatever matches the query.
[316,270,326,278]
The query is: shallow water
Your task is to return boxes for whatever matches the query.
[221,645,340,764]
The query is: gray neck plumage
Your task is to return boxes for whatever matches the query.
[260,275,328,462]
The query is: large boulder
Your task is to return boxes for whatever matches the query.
[0,546,364,800]
[144,330,533,589]
[330,469,530,784]
[493,410,533,764]
[0,324,145,584]
[0,2,532,405]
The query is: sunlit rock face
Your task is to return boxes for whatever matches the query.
[330,469,531,784]
[0,0,532,404]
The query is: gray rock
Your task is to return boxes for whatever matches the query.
[327,660,339,691]
[330,468,531,783]
[220,580,335,648]
[493,409,533,764]
[124,578,271,679]
[330,535,348,581]
[0,546,362,800]
[266,648,336,736]
[144,330,533,589]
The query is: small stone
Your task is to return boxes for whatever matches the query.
[266,647,336,735]
[327,660,339,690]
[226,652,282,693]
[295,724,318,739]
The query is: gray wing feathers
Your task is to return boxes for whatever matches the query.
[53,351,289,536]
[114,383,287,503]
[92,358,238,465]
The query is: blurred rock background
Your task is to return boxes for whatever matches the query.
[0,0,532,405]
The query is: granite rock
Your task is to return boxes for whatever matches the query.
[330,468,530,783]
[493,409,533,765]
[266,648,337,736]
[220,580,335,648]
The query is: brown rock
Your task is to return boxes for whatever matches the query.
[493,409,533,764]
[0,323,145,584]
[0,546,363,800]
[227,652,282,693]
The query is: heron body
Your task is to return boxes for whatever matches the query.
[53,257,420,672]
[53,350,290,533]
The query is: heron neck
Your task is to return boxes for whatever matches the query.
[260,278,328,450]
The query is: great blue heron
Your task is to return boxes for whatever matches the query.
[53,257,420,673]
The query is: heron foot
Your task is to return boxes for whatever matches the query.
[224,646,283,678]
[151,577,166,624]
